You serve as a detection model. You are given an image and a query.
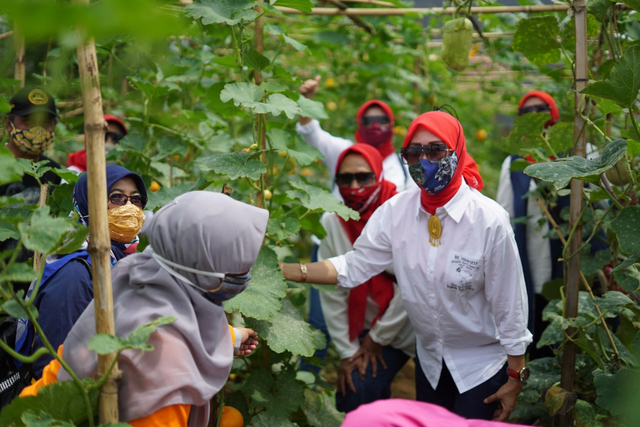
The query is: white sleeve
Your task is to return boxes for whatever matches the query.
[318,215,360,359]
[296,120,353,178]
[483,212,532,356]
[496,156,515,221]
[328,203,394,289]
[368,283,411,347]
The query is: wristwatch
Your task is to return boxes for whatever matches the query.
[507,366,530,383]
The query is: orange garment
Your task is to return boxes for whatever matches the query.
[19,325,237,425]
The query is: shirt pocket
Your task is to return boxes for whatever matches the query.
[444,251,484,294]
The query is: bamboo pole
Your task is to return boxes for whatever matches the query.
[0,30,14,40]
[14,26,25,87]
[73,0,119,423]
[255,1,266,209]
[342,0,397,7]
[559,0,588,425]
[325,0,373,33]
[275,5,573,15]
[32,184,49,273]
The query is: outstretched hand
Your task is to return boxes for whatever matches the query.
[483,378,523,421]
[299,75,321,99]
[236,327,259,357]
[349,334,386,379]
[338,357,362,396]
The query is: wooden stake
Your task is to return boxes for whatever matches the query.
[559,0,588,425]
[255,1,267,209]
[32,184,49,273]
[0,30,14,40]
[73,0,118,423]
[14,26,25,87]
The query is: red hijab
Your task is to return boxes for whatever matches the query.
[518,91,559,128]
[355,100,395,159]
[336,144,397,341]
[403,111,484,214]
[67,115,128,172]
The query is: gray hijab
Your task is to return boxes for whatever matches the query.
[59,191,269,425]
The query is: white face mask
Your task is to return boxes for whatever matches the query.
[150,248,251,304]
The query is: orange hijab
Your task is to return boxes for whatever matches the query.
[403,111,484,214]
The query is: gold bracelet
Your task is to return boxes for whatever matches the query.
[299,263,308,283]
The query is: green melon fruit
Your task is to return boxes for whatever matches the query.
[605,156,639,186]
[441,18,473,72]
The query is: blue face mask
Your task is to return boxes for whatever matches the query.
[409,151,459,195]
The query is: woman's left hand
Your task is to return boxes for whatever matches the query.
[349,334,386,379]
[236,327,259,356]
[483,377,524,421]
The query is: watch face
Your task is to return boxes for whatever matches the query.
[520,367,531,382]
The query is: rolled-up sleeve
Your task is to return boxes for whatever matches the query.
[484,213,532,355]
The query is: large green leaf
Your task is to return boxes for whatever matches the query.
[0,380,99,427]
[87,316,175,355]
[611,206,640,255]
[244,49,271,72]
[283,34,307,52]
[512,16,561,66]
[581,45,640,109]
[184,0,257,26]
[501,113,549,155]
[0,263,35,284]
[594,369,640,415]
[546,122,576,155]
[524,139,627,189]
[18,207,75,254]
[244,368,305,418]
[254,299,320,356]
[575,399,606,427]
[612,265,640,293]
[267,129,322,166]
[619,0,640,13]
[0,146,24,186]
[301,389,344,427]
[297,97,328,121]
[220,83,301,118]
[592,291,635,317]
[250,412,297,427]
[287,180,359,221]
[223,246,287,320]
[196,151,267,180]
[267,216,301,242]
[20,412,74,427]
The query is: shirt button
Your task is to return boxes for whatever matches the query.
[427,267,433,273]
[432,314,437,319]
[428,293,435,299]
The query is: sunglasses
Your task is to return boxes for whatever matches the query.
[108,193,148,208]
[361,115,391,126]
[400,143,452,165]
[106,132,126,144]
[207,270,252,290]
[335,172,376,188]
[518,104,550,116]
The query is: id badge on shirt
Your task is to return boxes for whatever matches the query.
[446,253,483,293]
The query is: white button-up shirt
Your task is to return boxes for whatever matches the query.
[329,182,532,393]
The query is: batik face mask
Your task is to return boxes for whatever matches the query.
[10,122,54,155]
[107,203,145,243]
[409,152,459,195]
[150,248,251,305]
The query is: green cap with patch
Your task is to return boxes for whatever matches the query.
[9,86,59,118]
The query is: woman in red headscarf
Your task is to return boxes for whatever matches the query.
[67,115,128,173]
[318,144,414,413]
[281,110,531,421]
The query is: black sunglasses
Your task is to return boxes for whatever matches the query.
[361,115,391,126]
[109,193,147,208]
[518,104,550,116]
[335,172,376,188]
[400,143,451,165]
[106,131,126,144]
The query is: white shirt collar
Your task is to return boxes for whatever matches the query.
[416,180,471,224]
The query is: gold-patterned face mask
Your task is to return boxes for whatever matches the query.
[10,122,55,155]
[107,203,146,243]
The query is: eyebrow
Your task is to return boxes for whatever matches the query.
[109,187,141,195]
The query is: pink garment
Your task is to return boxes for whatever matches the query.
[340,399,531,427]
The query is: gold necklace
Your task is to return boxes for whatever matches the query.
[428,215,442,247]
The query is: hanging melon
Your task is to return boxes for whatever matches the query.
[441,18,473,72]
[605,156,638,186]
